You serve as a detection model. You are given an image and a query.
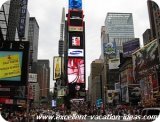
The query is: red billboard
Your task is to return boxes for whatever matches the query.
[67,58,84,84]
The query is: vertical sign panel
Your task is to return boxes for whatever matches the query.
[18,0,28,38]
[53,56,62,80]
[67,58,84,83]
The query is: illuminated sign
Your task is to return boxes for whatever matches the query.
[53,56,62,80]
[52,100,56,107]
[67,58,84,83]
[72,36,80,46]
[69,0,82,9]
[0,54,21,79]
[104,42,116,55]
[28,73,37,82]
[68,26,83,32]
[123,38,140,57]
[0,41,29,85]
[69,32,84,49]
[68,49,84,57]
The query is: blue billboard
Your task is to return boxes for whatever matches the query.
[123,38,140,57]
[69,0,82,9]
[18,0,28,38]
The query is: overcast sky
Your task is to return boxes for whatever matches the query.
[1,0,160,90]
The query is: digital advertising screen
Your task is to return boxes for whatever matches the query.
[0,51,23,81]
[0,41,29,85]
[69,0,82,10]
[72,36,80,46]
[69,32,84,49]
[53,56,62,80]
[67,58,84,84]
[68,49,84,57]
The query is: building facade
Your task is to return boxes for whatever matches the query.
[37,60,50,100]
[0,0,29,41]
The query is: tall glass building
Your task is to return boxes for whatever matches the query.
[104,13,135,52]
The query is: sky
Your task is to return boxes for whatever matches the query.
[0,0,160,90]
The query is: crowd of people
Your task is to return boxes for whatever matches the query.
[0,104,144,122]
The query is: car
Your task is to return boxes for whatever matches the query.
[140,108,160,121]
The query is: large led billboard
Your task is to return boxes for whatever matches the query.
[69,32,84,49]
[0,41,29,85]
[69,0,82,10]
[53,56,62,80]
[67,58,84,84]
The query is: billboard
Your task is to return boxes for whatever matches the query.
[128,84,140,105]
[68,49,84,57]
[28,73,37,83]
[132,40,158,80]
[72,36,80,46]
[69,32,84,49]
[103,42,116,55]
[69,0,82,10]
[18,0,28,38]
[0,41,29,85]
[67,58,84,83]
[108,58,120,69]
[123,38,140,57]
[52,100,56,107]
[121,85,129,103]
[53,56,62,80]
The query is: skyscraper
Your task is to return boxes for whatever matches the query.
[37,60,50,99]
[104,13,135,54]
[28,17,39,72]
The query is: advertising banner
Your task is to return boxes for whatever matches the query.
[28,73,37,83]
[107,90,116,103]
[57,88,66,97]
[0,41,29,85]
[53,56,62,80]
[69,32,84,49]
[67,58,84,84]
[132,40,158,80]
[68,49,84,57]
[18,0,28,38]
[103,42,116,55]
[128,84,140,105]
[121,85,129,103]
[52,100,56,107]
[0,54,21,79]
[68,26,83,32]
[115,82,120,92]
[108,58,120,69]
[123,38,140,57]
